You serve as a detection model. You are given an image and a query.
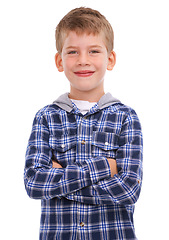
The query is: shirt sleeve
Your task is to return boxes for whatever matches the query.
[24,113,111,200]
[65,110,143,206]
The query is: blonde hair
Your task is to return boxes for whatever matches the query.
[55,7,114,54]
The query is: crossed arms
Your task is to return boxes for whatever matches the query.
[24,110,143,206]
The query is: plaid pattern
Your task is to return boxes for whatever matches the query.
[24,95,143,240]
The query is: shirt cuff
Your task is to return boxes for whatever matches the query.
[86,156,111,184]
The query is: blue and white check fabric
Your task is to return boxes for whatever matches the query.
[24,93,143,240]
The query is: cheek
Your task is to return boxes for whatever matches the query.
[62,61,69,72]
[62,58,73,72]
[95,56,108,70]
[95,61,108,77]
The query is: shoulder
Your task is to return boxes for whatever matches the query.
[107,102,138,117]
[34,103,63,122]
[107,102,142,129]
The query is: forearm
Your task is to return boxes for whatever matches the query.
[24,154,111,200]
[51,157,117,205]
[66,164,142,206]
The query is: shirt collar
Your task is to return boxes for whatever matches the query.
[53,92,120,113]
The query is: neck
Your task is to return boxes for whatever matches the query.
[69,87,105,102]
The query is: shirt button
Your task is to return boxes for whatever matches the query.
[105,142,109,146]
[81,140,86,145]
[61,144,65,148]
[80,222,85,227]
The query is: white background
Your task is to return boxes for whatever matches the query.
[1,0,169,239]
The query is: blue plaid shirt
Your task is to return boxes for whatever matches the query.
[24,93,143,240]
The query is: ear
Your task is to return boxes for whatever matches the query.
[55,53,64,72]
[107,51,116,71]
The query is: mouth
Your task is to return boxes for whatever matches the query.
[74,70,95,77]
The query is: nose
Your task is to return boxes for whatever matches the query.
[77,52,90,66]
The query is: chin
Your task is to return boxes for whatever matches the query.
[76,86,96,92]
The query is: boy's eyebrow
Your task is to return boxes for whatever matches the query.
[65,46,78,50]
[89,45,103,49]
[65,45,103,50]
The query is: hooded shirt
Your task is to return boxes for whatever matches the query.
[53,92,120,114]
[24,92,143,240]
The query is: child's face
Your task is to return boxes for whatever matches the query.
[55,31,116,94]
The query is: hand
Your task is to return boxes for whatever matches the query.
[52,160,63,168]
[107,158,118,177]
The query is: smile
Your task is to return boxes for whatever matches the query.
[74,70,95,77]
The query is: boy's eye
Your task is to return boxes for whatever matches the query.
[89,50,100,54]
[68,51,77,55]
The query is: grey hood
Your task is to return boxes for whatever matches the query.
[53,92,120,113]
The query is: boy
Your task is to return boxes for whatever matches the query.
[24,7,143,240]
